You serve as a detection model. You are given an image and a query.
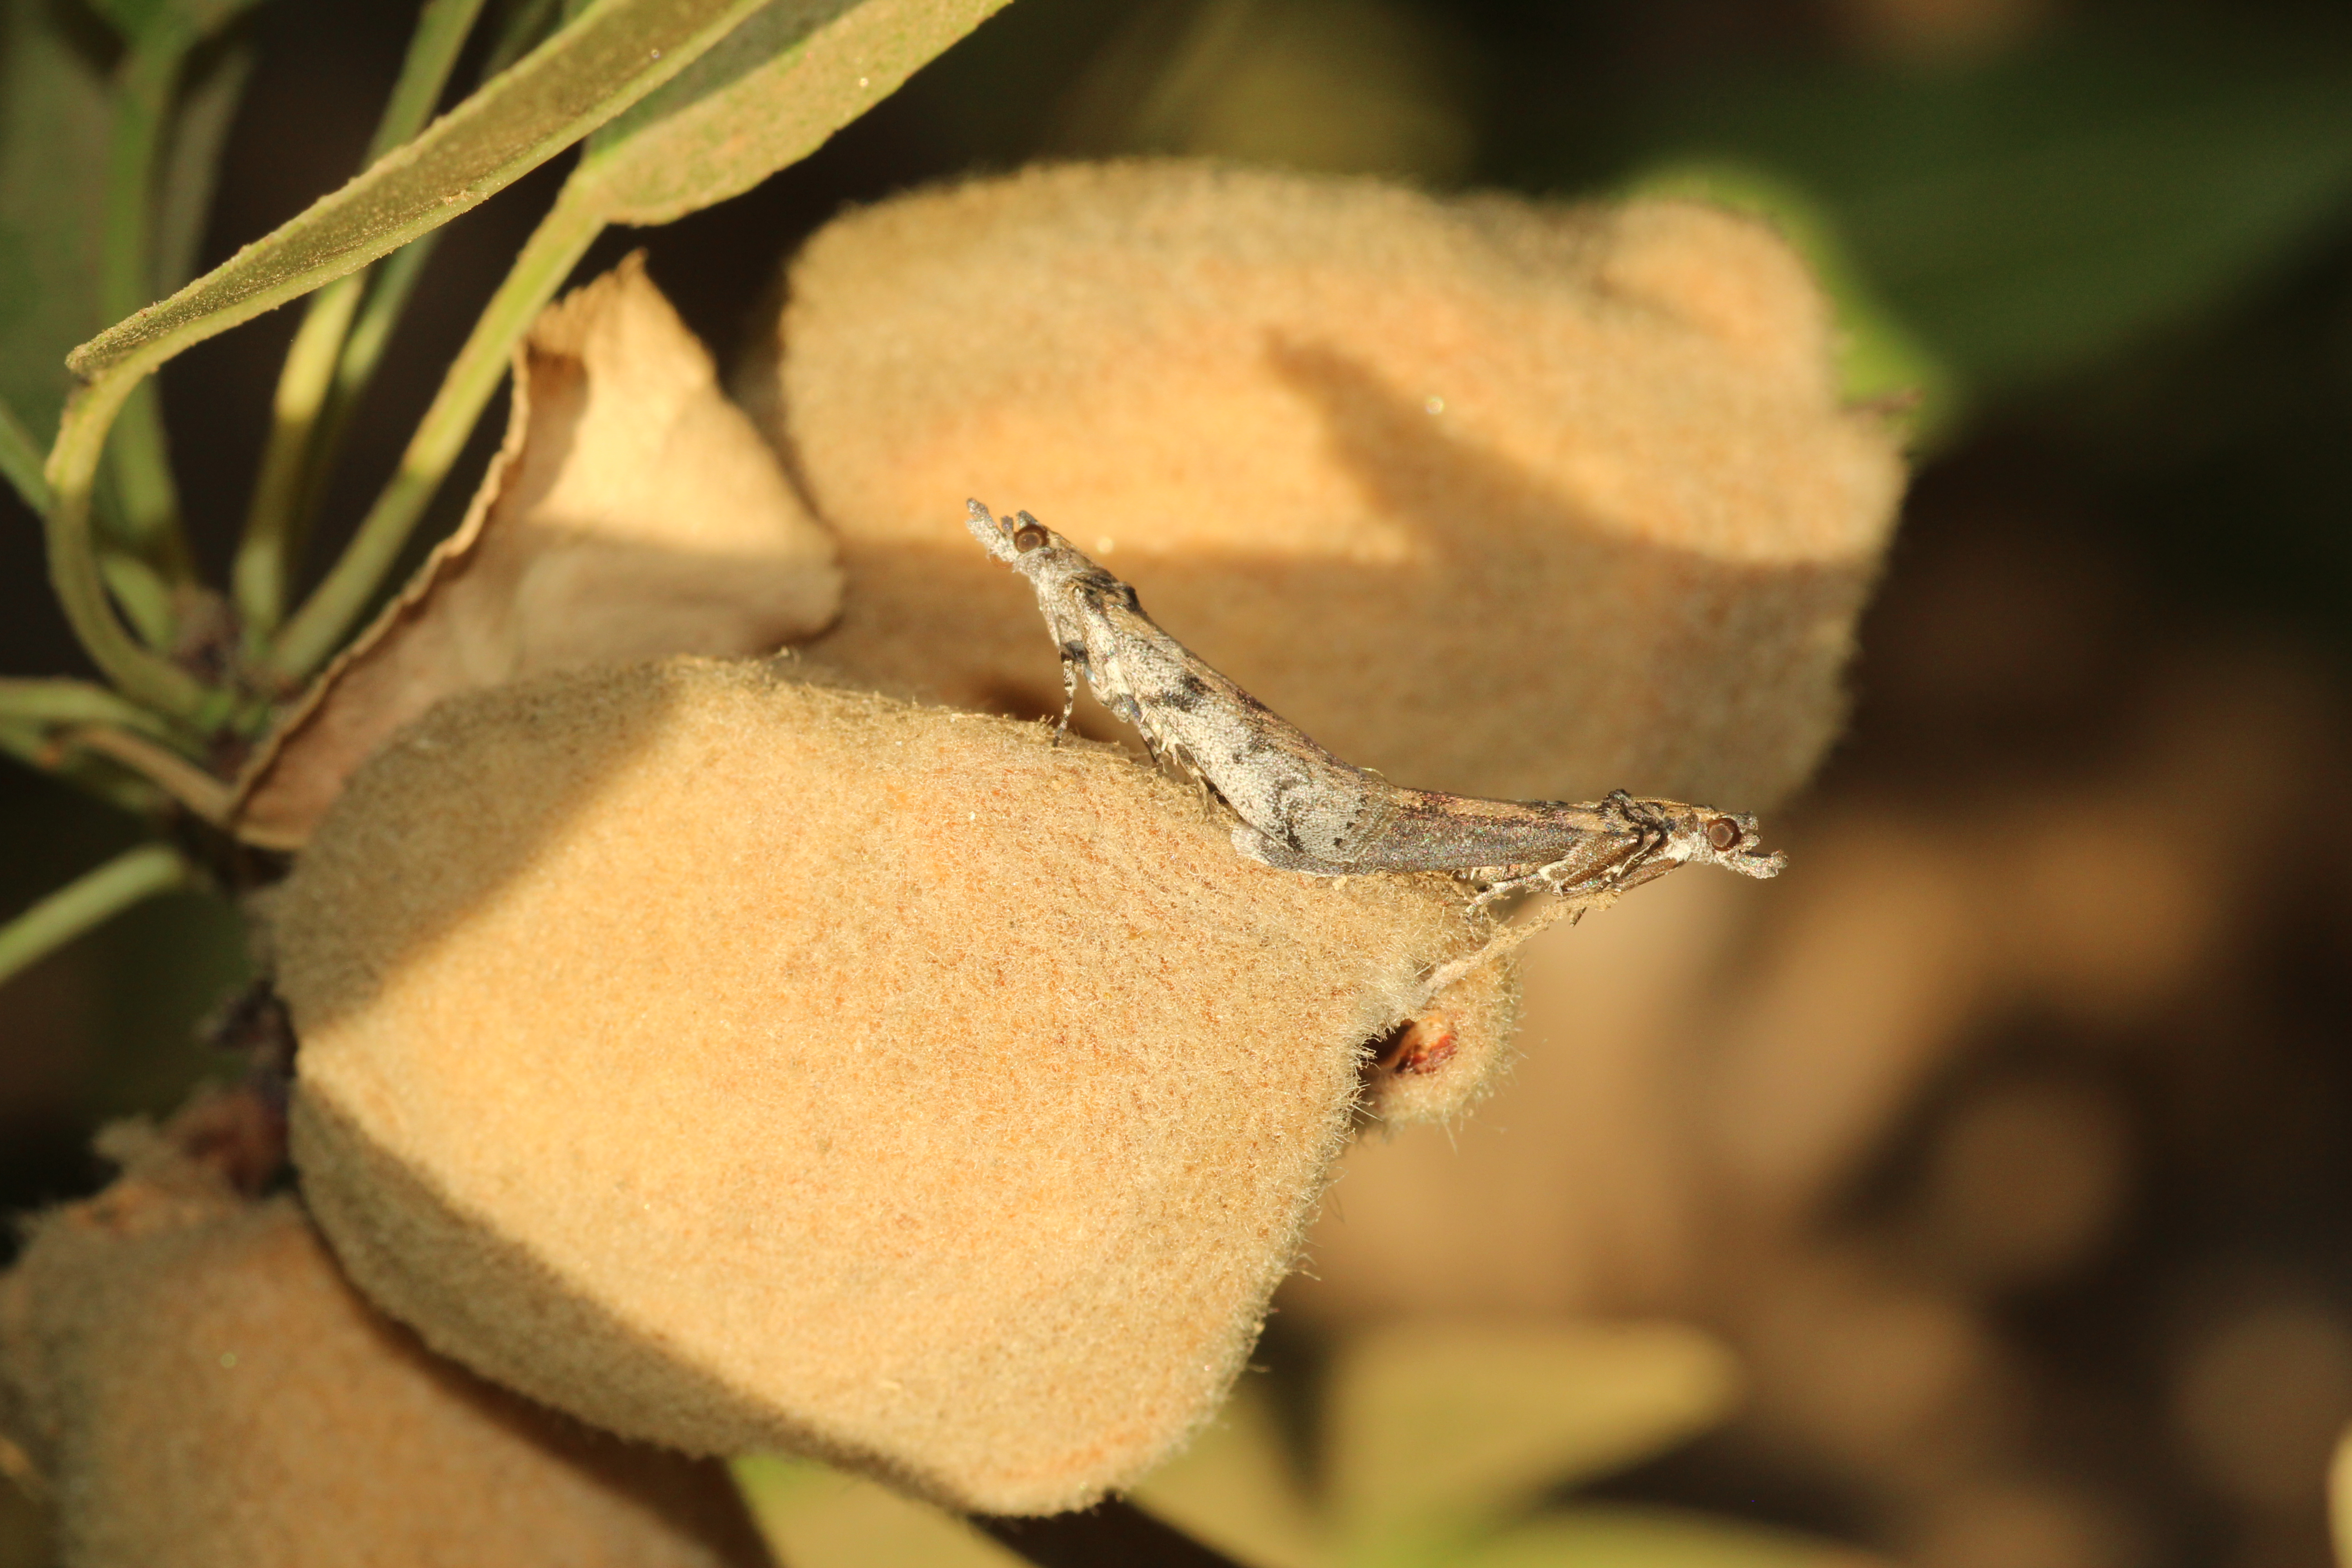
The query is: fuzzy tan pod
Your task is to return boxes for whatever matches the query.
[0,1095,770,1568]
[274,657,1508,1515]
[764,161,1904,810]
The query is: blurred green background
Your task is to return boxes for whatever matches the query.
[7,0,2352,1565]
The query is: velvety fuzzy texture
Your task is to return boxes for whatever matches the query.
[274,658,1512,1515]
[0,1096,769,1568]
[754,161,1903,815]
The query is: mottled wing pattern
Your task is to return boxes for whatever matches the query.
[1074,590,1395,866]
[965,500,1786,894]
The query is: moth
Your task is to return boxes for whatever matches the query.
[965,500,1785,911]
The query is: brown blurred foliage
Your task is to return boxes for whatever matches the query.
[1277,459,2352,1568]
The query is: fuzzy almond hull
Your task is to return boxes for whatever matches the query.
[275,658,1508,1514]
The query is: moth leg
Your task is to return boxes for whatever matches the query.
[1051,640,1084,743]
[1599,789,1668,882]
[1466,868,1547,913]
[1232,823,1346,876]
[1466,853,1617,916]
[1158,740,1218,819]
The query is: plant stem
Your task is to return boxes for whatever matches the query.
[0,721,168,819]
[481,0,565,80]
[294,234,442,534]
[96,550,179,650]
[231,274,368,643]
[264,187,605,685]
[58,727,234,823]
[0,398,51,514]
[44,373,229,726]
[0,677,189,743]
[279,0,565,564]
[233,0,490,646]
[100,32,196,592]
[0,843,197,991]
[373,0,491,154]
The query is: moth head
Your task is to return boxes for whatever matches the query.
[964,498,1072,568]
[964,497,1022,564]
[1630,797,1786,880]
[1691,806,1784,878]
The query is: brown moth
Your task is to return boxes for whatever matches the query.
[965,500,1785,911]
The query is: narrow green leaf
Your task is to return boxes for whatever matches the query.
[571,0,1012,226]
[1637,23,2352,394]
[100,35,198,579]
[1458,1506,1877,1568]
[1128,1381,1331,1568]
[84,0,266,48]
[261,190,607,683]
[0,0,114,441]
[484,0,569,79]
[261,0,1011,682]
[39,366,226,723]
[369,0,496,166]
[94,550,178,647]
[0,718,169,818]
[66,0,777,389]
[152,41,255,298]
[235,0,493,640]
[1326,1322,1742,1566]
[729,1456,1020,1568]
[0,843,196,991]
[0,397,49,512]
[0,677,185,740]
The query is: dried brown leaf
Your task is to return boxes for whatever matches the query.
[230,255,841,849]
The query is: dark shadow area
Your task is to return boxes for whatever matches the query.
[976,1500,1254,1568]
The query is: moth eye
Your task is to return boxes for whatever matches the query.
[1705,817,1741,852]
[1012,524,1049,553]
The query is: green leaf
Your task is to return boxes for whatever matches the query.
[0,842,196,991]
[0,396,49,512]
[1325,1321,1742,1566]
[1637,23,2352,395]
[64,0,781,389]
[84,0,266,47]
[0,677,181,740]
[234,0,493,641]
[570,0,1012,227]
[259,0,1013,683]
[0,0,115,443]
[1457,1506,1882,1568]
[731,1455,1024,1568]
[153,42,255,299]
[1129,1380,1332,1568]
